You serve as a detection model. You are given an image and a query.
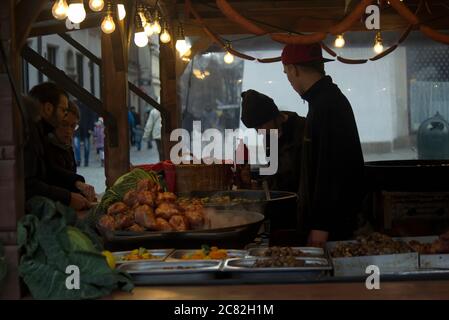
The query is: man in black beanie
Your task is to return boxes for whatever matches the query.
[241,89,306,193]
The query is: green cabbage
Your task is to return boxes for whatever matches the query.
[18,197,134,299]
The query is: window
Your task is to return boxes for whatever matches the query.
[46,45,58,66]
[22,58,29,93]
[76,53,84,87]
[89,60,95,96]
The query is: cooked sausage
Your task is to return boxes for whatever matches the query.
[321,43,337,57]
[216,0,267,35]
[420,25,449,45]
[337,56,368,64]
[389,0,419,25]
[227,47,256,61]
[271,32,327,45]
[330,0,375,35]
[257,56,282,63]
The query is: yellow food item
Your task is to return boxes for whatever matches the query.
[122,248,154,261]
[182,246,228,260]
[102,250,116,269]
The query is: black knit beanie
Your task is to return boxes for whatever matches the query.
[241,89,280,128]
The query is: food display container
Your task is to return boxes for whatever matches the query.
[247,247,325,258]
[117,260,222,285]
[326,240,419,277]
[167,249,248,260]
[112,249,174,264]
[221,257,331,282]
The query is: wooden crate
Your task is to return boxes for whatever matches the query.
[376,191,449,236]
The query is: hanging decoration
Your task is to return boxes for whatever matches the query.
[184,0,447,64]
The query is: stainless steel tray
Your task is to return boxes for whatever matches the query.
[113,249,174,264]
[399,236,449,270]
[167,249,248,260]
[326,240,419,277]
[117,260,222,285]
[224,257,331,271]
[222,257,331,281]
[247,247,325,258]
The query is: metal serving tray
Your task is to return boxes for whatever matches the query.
[222,257,331,282]
[167,249,248,260]
[247,247,325,258]
[326,240,419,277]
[117,260,222,285]
[399,236,449,270]
[112,249,174,264]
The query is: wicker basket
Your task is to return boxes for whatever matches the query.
[175,164,233,193]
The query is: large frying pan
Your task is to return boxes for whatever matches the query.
[178,190,298,230]
[98,209,265,250]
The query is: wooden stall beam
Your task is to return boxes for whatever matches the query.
[0,0,22,300]
[101,24,130,187]
[14,0,47,50]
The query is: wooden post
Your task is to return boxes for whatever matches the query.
[101,21,130,187]
[0,0,23,299]
[159,30,181,160]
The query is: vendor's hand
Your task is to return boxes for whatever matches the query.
[75,181,96,202]
[70,192,91,211]
[307,230,329,248]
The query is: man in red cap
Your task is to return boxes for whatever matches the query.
[281,43,365,247]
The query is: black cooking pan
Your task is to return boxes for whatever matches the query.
[178,190,298,230]
[98,209,265,250]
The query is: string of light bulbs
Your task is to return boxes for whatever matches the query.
[51,0,172,48]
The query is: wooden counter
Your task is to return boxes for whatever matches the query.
[110,280,449,300]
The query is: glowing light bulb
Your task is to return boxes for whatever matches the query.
[160,29,171,43]
[152,20,162,34]
[67,2,86,24]
[176,39,188,55]
[334,34,345,48]
[101,14,115,34]
[89,0,104,12]
[224,51,234,64]
[374,42,383,54]
[373,32,384,54]
[134,31,149,47]
[144,23,154,37]
[117,4,126,20]
[52,0,69,20]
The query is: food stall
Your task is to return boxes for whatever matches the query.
[1,0,449,300]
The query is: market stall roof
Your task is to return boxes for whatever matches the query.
[29,1,449,38]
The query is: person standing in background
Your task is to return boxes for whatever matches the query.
[74,101,96,167]
[93,117,105,167]
[143,108,162,161]
[128,107,136,146]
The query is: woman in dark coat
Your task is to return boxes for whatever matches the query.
[45,101,94,201]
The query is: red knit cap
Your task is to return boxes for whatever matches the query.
[281,43,333,65]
